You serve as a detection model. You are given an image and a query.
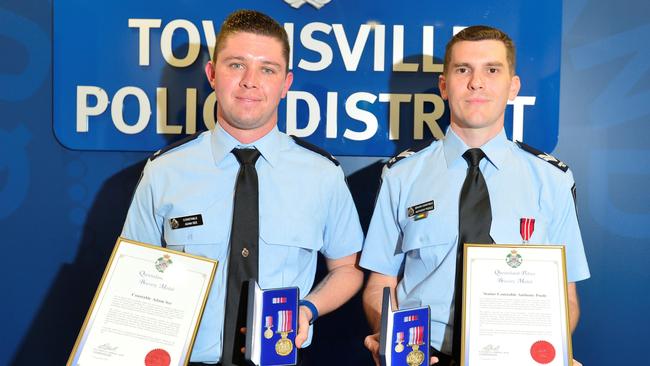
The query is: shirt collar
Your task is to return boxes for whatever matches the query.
[210,122,283,168]
[443,127,509,170]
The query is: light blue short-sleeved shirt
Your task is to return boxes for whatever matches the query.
[122,124,363,363]
[360,127,590,354]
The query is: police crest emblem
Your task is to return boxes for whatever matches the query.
[284,0,331,9]
[170,218,180,229]
[506,249,522,268]
[155,254,173,273]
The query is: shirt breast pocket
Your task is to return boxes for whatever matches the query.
[163,212,229,261]
[400,218,457,293]
[259,219,323,289]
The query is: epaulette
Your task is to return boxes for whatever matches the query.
[515,141,569,172]
[386,138,437,168]
[290,136,339,166]
[150,132,203,161]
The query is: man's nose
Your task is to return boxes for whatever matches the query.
[240,68,258,88]
[468,73,484,90]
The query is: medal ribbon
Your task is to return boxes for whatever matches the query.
[520,218,535,242]
[265,315,273,328]
[272,297,287,304]
[403,315,418,322]
[408,326,424,346]
[396,331,404,343]
[277,310,293,332]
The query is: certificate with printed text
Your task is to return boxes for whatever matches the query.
[461,244,572,366]
[67,238,217,366]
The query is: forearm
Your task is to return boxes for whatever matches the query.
[362,272,398,332]
[303,253,363,319]
[567,282,580,333]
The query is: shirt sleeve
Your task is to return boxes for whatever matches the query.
[121,161,165,246]
[319,167,364,259]
[549,169,590,282]
[359,167,405,276]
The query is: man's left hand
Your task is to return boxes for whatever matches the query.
[295,305,313,348]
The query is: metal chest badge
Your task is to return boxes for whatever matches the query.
[275,310,294,356]
[170,218,180,229]
[520,217,535,243]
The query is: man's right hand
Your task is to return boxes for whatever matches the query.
[364,332,440,366]
[364,333,382,365]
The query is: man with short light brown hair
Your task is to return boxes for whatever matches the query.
[360,25,589,366]
[123,9,364,366]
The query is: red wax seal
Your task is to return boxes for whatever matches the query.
[144,348,171,366]
[530,340,556,364]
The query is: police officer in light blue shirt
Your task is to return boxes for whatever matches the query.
[360,26,589,366]
[122,10,364,365]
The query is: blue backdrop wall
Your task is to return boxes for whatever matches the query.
[1,0,648,365]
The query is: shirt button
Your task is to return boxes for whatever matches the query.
[242,248,249,257]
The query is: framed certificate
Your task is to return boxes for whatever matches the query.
[67,237,218,366]
[461,244,572,366]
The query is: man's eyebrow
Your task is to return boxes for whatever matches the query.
[220,56,282,69]
[221,56,246,62]
[261,60,282,69]
[452,62,471,68]
[451,61,505,68]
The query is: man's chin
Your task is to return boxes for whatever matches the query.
[223,117,275,132]
[223,116,262,129]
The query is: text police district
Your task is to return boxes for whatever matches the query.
[76,19,536,143]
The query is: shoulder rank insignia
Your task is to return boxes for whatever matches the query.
[290,135,339,166]
[515,141,569,172]
[386,138,437,168]
[150,132,203,161]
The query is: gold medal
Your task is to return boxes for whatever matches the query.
[395,342,404,353]
[264,315,274,339]
[406,344,425,366]
[275,332,293,356]
[395,331,405,353]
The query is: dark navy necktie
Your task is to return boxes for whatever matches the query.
[452,148,493,362]
[222,148,260,366]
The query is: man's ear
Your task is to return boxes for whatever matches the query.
[439,74,448,100]
[508,75,521,101]
[205,61,216,88]
[280,71,294,99]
